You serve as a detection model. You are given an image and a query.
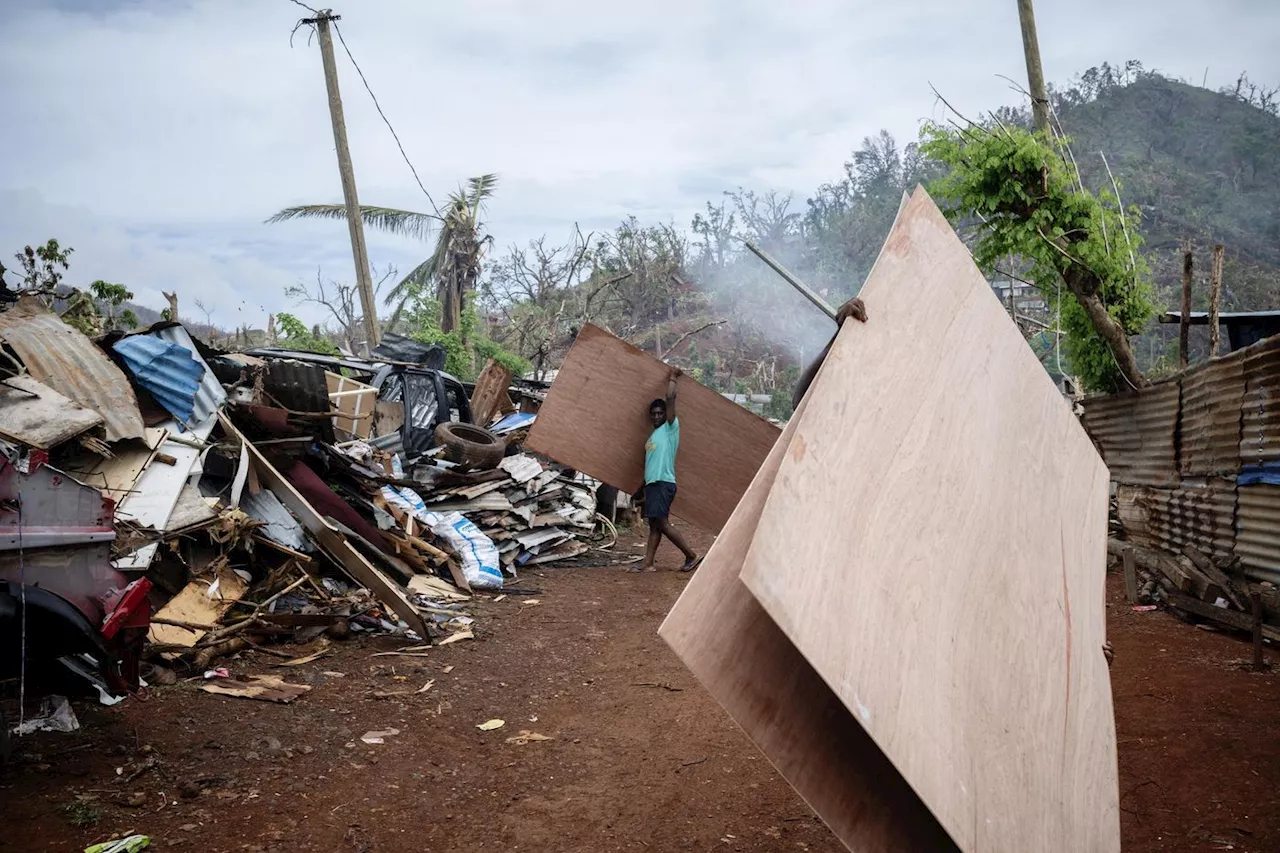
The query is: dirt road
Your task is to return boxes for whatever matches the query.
[4,525,1279,852]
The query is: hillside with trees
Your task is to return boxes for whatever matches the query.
[479,62,1279,405]
[6,62,1276,405]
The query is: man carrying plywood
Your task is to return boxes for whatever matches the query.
[635,366,702,573]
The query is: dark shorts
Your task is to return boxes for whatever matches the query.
[643,481,677,520]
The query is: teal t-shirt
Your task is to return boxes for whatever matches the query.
[644,418,679,484]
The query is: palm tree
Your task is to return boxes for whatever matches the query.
[267,174,498,336]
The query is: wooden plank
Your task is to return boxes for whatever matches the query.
[0,375,104,449]
[325,371,376,440]
[148,564,248,647]
[1164,588,1280,642]
[62,427,167,503]
[219,413,428,638]
[526,324,780,534]
[660,395,956,851]
[1182,544,1245,610]
[738,188,1120,853]
[1122,548,1139,604]
[470,359,513,427]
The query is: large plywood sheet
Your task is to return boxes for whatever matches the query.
[738,188,1118,852]
[659,394,958,851]
[526,324,780,533]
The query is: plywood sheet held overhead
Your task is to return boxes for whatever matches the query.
[663,187,1118,852]
[526,324,780,534]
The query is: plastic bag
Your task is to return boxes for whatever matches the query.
[379,455,505,590]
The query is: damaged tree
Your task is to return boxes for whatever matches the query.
[921,122,1155,392]
[268,174,498,339]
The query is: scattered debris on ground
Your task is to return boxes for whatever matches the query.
[0,297,623,736]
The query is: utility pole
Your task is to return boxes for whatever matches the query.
[310,9,380,351]
[1016,0,1052,136]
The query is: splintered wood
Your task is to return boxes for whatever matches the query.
[527,324,780,534]
[661,188,1119,852]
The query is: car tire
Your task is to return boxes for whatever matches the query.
[434,422,505,470]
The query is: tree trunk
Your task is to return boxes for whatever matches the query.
[161,291,179,323]
[1064,269,1146,390]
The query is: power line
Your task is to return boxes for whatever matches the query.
[331,20,442,219]
[285,0,319,14]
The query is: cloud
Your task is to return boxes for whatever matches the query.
[1,0,1276,327]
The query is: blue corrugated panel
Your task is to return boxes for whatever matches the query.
[113,335,204,425]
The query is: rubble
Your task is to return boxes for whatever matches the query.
[0,303,612,723]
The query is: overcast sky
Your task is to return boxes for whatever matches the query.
[1,0,1276,330]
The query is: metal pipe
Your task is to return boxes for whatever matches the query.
[741,240,837,321]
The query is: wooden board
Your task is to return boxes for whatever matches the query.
[326,371,376,441]
[659,395,957,851]
[526,324,780,534]
[738,188,1119,853]
[470,359,513,427]
[149,564,248,647]
[0,375,103,449]
[219,413,429,639]
[63,428,167,503]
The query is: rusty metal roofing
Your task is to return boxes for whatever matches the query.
[0,295,144,442]
[1079,379,1179,487]
[1117,479,1238,563]
[1179,350,1246,478]
[1240,335,1280,469]
[1236,483,1280,585]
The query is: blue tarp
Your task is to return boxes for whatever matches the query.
[491,412,536,434]
[1238,463,1280,487]
[113,335,205,425]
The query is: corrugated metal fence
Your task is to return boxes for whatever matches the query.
[1080,334,1280,584]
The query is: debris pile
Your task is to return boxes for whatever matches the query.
[0,294,608,708]
[1109,538,1280,644]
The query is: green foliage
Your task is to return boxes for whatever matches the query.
[474,336,530,377]
[61,798,102,828]
[275,312,339,355]
[921,123,1156,391]
[89,280,138,330]
[404,285,527,379]
[2,239,73,293]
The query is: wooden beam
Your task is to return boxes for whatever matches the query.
[219,413,427,637]
[1122,548,1139,604]
[1208,244,1225,357]
[1180,240,1193,368]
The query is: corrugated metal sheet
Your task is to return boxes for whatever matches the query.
[1117,479,1238,562]
[262,358,331,413]
[1179,350,1246,478]
[242,488,314,553]
[0,295,144,441]
[1079,379,1180,487]
[113,335,204,424]
[1236,483,1280,585]
[150,325,226,430]
[1239,335,1280,469]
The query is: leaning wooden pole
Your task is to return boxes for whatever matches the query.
[1208,244,1225,357]
[1180,240,1193,369]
